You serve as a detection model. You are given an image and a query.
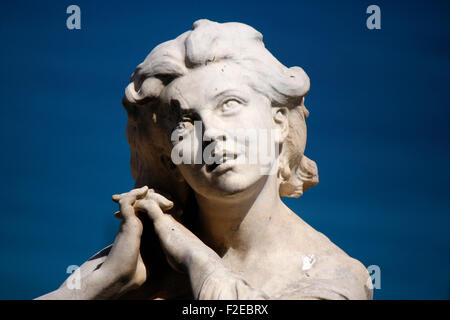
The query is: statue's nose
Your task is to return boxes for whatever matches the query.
[199,112,227,142]
[202,126,227,154]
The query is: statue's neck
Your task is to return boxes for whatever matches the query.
[194,175,288,256]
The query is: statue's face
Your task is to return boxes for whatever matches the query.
[162,62,283,200]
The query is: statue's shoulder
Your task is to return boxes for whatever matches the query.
[297,252,372,299]
[284,214,372,299]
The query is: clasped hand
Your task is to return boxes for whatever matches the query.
[105,186,216,298]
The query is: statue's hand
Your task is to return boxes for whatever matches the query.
[97,186,149,294]
[36,186,150,300]
[134,190,212,273]
[134,190,268,300]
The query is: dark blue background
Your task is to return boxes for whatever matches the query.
[0,0,449,299]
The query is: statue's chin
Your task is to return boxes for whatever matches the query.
[195,171,268,202]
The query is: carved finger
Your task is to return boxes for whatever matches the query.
[113,186,149,220]
[134,199,164,222]
[112,186,149,203]
[145,192,174,211]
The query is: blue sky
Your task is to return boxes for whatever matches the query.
[0,0,449,299]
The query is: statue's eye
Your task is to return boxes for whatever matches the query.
[220,99,242,114]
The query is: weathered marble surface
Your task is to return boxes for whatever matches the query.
[37,19,372,300]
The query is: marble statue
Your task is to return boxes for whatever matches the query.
[37,19,372,300]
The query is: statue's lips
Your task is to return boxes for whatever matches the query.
[205,153,239,174]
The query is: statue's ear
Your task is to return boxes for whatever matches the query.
[272,107,289,144]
